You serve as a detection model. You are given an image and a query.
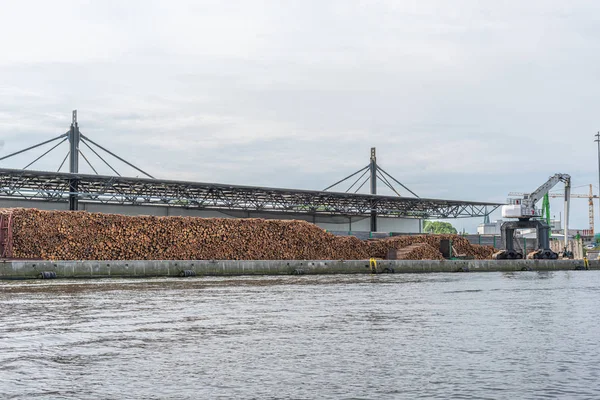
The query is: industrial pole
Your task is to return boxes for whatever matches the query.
[370,147,377,232]
[564,177,570,252]
[590,184,595,236]
[68,110,80,211]
[594,132,600,240]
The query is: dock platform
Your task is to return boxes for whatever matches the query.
[0,259,596,279]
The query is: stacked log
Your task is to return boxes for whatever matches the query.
[0,208,370,260]
[367,234,495,260]
[387,243,444,260]
[0,208,496,261]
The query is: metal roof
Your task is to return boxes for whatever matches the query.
[0,168,502,219]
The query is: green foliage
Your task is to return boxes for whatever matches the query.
[423,220,458,234]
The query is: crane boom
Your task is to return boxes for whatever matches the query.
[503,174,571,220]
[524,173,571,205]
[510,183,595,235]
[498,173,571,259]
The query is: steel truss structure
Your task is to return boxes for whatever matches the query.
[0,110,154,210]
[323,147,421,230]
[0,111,501,220]
[0,168,501,219]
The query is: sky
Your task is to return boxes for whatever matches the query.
[1,0,600,233]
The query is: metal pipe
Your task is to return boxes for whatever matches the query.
[346,167,370,193]
[355,175,370,194]
[80,134,155,179]
[0,133,68,162]
[322,165,369,191]
[377,173,402,197]
[80,138,121,177]
[23,137,68,170]
[57,151,70,172]
[78,149,98,174]
[376,164,419,198]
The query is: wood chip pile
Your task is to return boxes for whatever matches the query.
[0,208,496,261]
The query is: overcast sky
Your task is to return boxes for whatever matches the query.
[1,0,599,232]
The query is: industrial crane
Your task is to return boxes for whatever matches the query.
[509,183,597,235]
[496,173,571,260]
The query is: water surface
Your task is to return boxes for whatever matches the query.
[1,271,600,399]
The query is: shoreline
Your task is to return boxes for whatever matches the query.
[0,259,596,280]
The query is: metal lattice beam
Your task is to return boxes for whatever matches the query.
[0,168,502,219]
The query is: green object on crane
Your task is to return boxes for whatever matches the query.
[542,193,551,237]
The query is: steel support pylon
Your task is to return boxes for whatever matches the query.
[370,147,377,232]
[68,110,80,210]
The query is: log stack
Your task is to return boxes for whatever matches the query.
[0,208,496,261]
[387,243,445,260]
[367,234,495,260]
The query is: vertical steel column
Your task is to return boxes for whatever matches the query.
[370,147,377,232]
[589,184,595,235]
[68,110,80,211]
[595,133,600,238]
[564,177,570,251]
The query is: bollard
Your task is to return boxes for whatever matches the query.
[369,258,377,274]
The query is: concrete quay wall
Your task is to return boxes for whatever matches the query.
[0,259,597,280]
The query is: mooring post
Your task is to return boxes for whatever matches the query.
[370,147,377,232]
[68,110,80,211]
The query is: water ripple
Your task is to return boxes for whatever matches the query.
[1,272,600,399]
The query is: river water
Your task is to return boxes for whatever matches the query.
[1,271,600,399]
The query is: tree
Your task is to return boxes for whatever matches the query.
[423,220,458,234]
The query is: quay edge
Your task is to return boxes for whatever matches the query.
[0,259,597,280]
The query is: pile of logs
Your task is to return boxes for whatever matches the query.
[367,235,495,260]
[0,208,496,261]
[386,243,445,260]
